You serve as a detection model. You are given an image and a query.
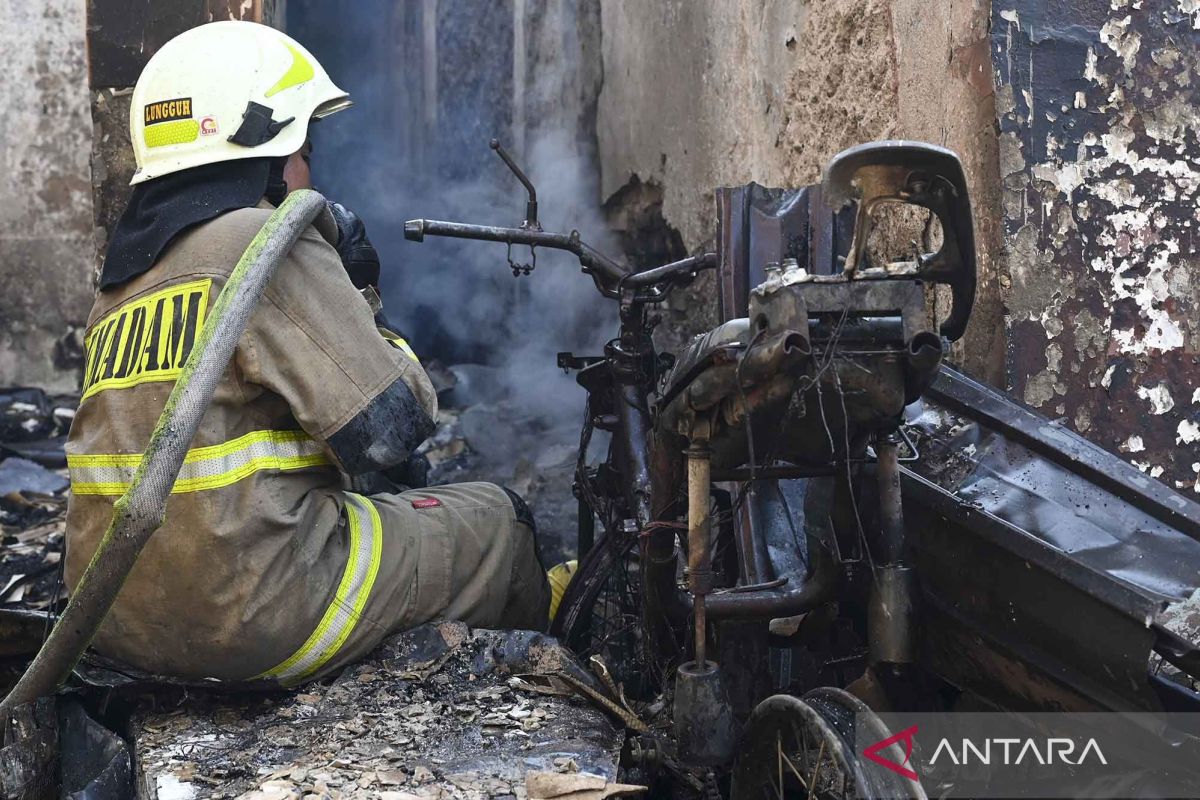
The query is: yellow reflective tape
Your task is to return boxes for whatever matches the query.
[69,481,136,496]
[254,492,382,684]
[69,429,316,469]
[165,453,329,494]
[68,429,331,496]
[547,559,578,623]
[257,506,361,680]
[68,429,314,468]
[82,279,211,400]
[66,452,141,468]
[307,495,382,672]
[144,118,200,148]
[181,429,312,463]
[384,333,420,364]
[265,43,315,98]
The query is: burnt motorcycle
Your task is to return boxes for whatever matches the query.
[405,139,1200,798]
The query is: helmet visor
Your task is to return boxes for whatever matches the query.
[312,96,353,119]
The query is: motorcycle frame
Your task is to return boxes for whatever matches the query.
[404,139,979,680]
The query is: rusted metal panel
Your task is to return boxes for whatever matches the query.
[991,0,1200,495]
[906,367,1200,711]
[714,183,856,324]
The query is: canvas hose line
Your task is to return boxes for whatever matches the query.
[0,188,327,714]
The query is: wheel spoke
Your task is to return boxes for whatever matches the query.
[809,738,825,798]
[559,528,657,698]
[780,749,808,790]
[777,731,783,800]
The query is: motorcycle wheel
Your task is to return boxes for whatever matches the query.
[549,525,663,698]
[731,688,928,800]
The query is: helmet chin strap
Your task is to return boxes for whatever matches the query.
[266,156,289,206]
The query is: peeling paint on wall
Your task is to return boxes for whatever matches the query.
[992,0,1200,493]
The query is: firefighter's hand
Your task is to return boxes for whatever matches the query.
[327,201,381,291]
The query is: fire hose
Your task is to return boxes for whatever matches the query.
[0,189,327,714]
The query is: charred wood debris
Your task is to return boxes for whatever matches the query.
[1,388,73,636]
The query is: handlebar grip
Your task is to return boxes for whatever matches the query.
[404,220,425,242]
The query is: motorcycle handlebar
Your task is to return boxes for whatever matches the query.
[403,218,715,297]
[403,219,626,281]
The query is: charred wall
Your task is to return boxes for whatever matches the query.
[598,0,1196,493]
[597,0,1006,384]
[0,2,94,391]
[86,0,282,277]
[992,0,1199,494]
[7,1,1194,494]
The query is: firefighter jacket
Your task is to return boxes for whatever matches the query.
[66,202,548,683]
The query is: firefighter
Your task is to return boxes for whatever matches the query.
[65,21,551,684]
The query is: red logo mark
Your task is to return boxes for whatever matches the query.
[411,497,442,509]
[864,724,920,782]
[199,116,219,135]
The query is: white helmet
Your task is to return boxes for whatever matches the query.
[129,21,351,185]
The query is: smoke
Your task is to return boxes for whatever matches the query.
[290,0,617,447]
[402,128,621,438]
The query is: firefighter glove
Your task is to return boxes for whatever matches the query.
[327,201,381,290]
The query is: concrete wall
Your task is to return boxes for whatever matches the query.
[0,1,282,392]
[597,0,1006,383]
[0,1,95,392]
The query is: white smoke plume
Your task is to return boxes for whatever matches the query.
[292,0,618,450]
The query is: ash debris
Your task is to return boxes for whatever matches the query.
[134,622,623,799]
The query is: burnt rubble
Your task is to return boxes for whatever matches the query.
[1,387,72,657]
[420,362,580,566]
[4,622,632,799]
[132,622,627,799]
